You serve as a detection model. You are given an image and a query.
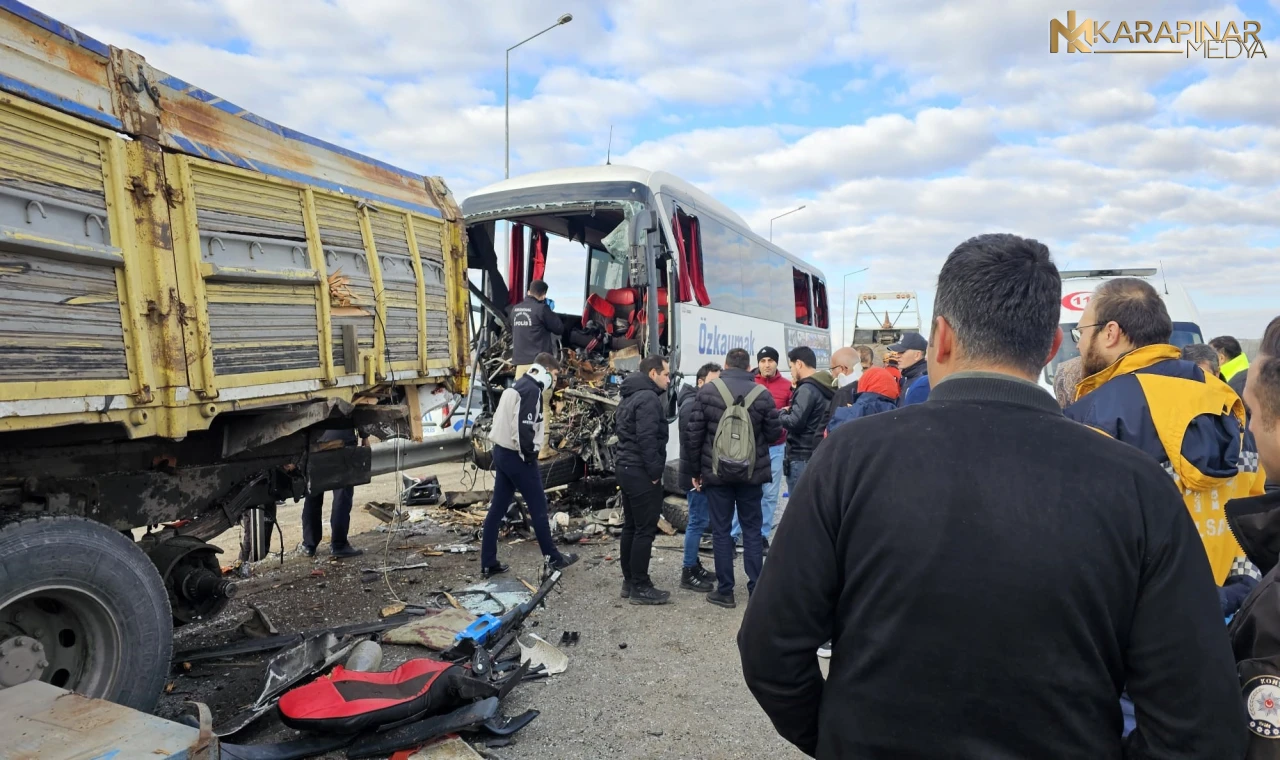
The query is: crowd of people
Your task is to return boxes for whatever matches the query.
[731,233,1279,759]
[303,249,1280,757]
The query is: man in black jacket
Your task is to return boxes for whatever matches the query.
[614,355,672,605]
[778,346,834,492]
[738,233,1245,759]
[511,280,563,458]
[1226,315,1280,759]
[887,331,929,405]
[682,347,781,609]
[677,363,721,593]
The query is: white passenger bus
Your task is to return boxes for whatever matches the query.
[462,165,832,491]
[462,165,832,377]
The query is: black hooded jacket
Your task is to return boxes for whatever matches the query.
[680,368,781,487]
[614,372,669,481]
[779,375,836,461]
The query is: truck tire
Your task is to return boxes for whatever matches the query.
[661,495,689,533]
[0,516,172,711]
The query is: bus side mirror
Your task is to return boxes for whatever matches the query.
[629,210,659,287]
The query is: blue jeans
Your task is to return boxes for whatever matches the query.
[786,456,810,496]
[682,489,710,568]
[732,444,784,542]
[302,486,353,550]
[481,446,563,569]
[706,483,764,595]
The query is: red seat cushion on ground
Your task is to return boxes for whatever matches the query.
[277,658,474,734]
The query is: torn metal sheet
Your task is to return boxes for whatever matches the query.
[518,633,568,676]
[214,632,356,737]
[457,577,532,616]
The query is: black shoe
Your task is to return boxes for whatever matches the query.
[693,561,714,584]
[301,545,317,558]
[330,544,364,558]
[551,552,579,571]
[621,580,632,599]
[706,589,736,608]
[629,583,671,605]
[680,566,713,592]
[482,562,510,579]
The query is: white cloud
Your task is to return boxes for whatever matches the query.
[23,0,1278,340]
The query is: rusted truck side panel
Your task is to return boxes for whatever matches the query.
[0,0,117,129]
[0,3,469,439]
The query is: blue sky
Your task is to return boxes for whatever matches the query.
[44,0,1280,338]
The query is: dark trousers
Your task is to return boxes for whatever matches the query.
[482,445,562,569]
[617,465,663,587]
[706,482,764,595]
[302,486,354,551]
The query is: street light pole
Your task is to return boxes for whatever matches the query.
[768,204,806,242]
[505,13,573,179]
[841,267,869,347]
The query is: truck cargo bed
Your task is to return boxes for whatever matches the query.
[0,0,469,443]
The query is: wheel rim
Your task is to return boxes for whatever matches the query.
[0,585,122,697]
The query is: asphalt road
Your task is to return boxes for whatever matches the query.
[164,462,810,760]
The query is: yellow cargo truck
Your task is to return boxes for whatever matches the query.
[0,3,468,709]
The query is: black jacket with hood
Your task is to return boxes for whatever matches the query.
[614,372,669,482]
[1228,487,1280,759]
[739,373,1246,759]
[779,373,836,462]
[677,383,699,490]
[681,367,781,487]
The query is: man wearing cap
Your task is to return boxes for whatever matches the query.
[887,332,930,406]
[740,346,791,547]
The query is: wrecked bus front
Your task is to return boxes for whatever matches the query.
[462,165,831,494]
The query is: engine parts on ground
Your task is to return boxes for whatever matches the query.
[213,632,358,737]
[402,474,443,506]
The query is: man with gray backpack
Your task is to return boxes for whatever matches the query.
[681,347,782,608]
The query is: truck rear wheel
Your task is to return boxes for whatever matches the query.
[0,516,172,711]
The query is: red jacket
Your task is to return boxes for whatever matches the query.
[754,370,792,445]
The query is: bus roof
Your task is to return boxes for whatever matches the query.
[465,164,750,230]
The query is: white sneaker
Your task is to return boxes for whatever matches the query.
[817,641,832,658]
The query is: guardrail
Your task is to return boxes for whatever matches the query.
[369,433,471,476]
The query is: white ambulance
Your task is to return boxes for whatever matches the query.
[1044,268,1205,393]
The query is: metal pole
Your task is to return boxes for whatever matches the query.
[504,49,510,180]
[504,14,572,181]
[841,267,869,347]
[768,204,806,242]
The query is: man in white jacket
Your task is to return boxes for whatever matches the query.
[480,352,579,578]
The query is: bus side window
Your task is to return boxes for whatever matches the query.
[813,277,829,329]
[793,268,813,325]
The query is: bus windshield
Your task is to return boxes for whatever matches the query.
[1045,321,1204,384]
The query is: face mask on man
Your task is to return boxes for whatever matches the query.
[837,365,861,387]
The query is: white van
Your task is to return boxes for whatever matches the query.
[1043,268,1205,392]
